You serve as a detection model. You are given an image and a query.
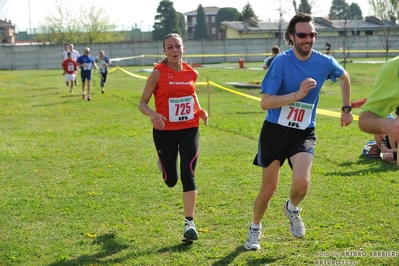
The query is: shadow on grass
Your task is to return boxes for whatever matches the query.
[47,232,129,266]
[29,86,60,91]
[27,92,62,98]
[32,95,80,107]
[157,244,281,265]
[209,245,281,266]
[325,156,398,177]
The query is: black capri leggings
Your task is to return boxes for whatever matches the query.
[153,127,199,192]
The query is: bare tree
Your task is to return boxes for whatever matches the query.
[369,0,399,61]
[37,0,123,44]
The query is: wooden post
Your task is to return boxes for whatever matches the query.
[207,76,210,117]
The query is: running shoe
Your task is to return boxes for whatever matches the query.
[283,200,305,238]
[182,219,198,243]
[244,226,261,251]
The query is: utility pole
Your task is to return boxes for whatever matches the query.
[28,0,32,44]
[278,0,283,48]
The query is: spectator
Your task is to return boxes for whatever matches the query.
[325,41,331,55]
[262,46,280,70]
[358,56,399,157]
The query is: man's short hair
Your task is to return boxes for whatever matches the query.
[284,13,314,46]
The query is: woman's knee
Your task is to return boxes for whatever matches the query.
[164,178,178,188]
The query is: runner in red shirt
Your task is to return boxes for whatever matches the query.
[61,52,77,93]
[138,33,208,244]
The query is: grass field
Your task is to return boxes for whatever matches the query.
[0,61,398,266]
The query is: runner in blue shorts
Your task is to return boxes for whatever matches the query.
[244,13,353,251]
[76,47,98,101]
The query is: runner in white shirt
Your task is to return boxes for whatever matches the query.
[68,44,80,85]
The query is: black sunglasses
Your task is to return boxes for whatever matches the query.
[294,32,317,39]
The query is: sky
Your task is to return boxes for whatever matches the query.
[3,0,372,32]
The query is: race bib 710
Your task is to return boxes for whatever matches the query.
[277,101,314,130]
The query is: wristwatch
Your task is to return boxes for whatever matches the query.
[341,105,352,113]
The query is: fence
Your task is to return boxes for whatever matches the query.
[1,35,398,70]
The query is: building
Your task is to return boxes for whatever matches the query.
[184,6,220,39]
[220,16,399,39]
[0,19,15,44]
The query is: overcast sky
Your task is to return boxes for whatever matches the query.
[3,0,372,31]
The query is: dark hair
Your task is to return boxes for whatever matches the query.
[67,52,71,56]
[284,13,314,46]
[272,46,280,54]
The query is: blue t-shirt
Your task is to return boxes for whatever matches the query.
[76,54,96,72]
[261,49,344,128]
[95,56,110,73]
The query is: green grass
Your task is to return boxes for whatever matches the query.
[1,61,398,266]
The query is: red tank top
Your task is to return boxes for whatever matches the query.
[154,62,200,130]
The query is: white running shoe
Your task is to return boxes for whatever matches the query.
[182,219,198,242]
[283,200,305,238]
[244,226,261,251]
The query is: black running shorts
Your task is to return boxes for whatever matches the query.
[253,120,316,168]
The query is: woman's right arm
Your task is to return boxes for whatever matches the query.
[138,69,166,130]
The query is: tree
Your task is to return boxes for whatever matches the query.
[237,2,258,21]
[293,0,298,13]
[177,12,187,39]
[328,0,349,20]
[152,0,182,40]
[37,0,123,44]
[79,5,123,43]
[348,3,363,20]
[298,0,312,14]
[193,4,209,39]
[216,7,240,27]
[369,0,399,61]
